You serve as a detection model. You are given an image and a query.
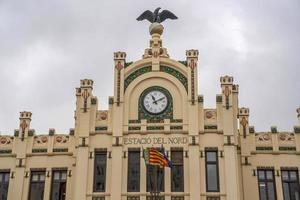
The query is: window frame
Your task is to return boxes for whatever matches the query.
[50,169,67,200]
[205,149,220,192]
[93,150,107,192]
[257,168,277,200]
[28,170,46,200]
[171,148,184,192]
[127,148,141,192]
[0,170,10,200]
[281,169,300,200]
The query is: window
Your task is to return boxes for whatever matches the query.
[146,165,164,192]
[50,170,67,200]
[0,171,10,200]
[93,150,107,192]
[205,150,219,192]
[28,171,46,200]
[281,169,300,200]
[257,169,277,200]
[171,149,184,192]
[127,149,140,192]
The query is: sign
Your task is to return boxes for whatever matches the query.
[123,136,188,145]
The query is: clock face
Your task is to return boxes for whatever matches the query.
[143,90,168,114]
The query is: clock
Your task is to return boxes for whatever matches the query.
[142,89,169,114]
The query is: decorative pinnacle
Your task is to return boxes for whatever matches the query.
[80,79,93,88]
[220,76,234,85]
[19,111,32,120]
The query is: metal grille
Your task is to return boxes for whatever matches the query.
[171,196,184,200]
[146,196,165,200]
[207,197,220,200]
[92,197,105,200]
[127,196,140,200]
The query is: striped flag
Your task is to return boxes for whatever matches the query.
[143,147,172,168]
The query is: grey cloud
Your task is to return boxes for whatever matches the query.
[0,0,299,134]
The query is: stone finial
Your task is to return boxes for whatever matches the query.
[271,126,277,133]
[19,111,32,120]
[232,84,239,93]
[80,79,93,89]
[49,128,55,136]
[220,75,234,85]
[114,52,126,60]
[19,111,32,140]
[149,23,164,35]
[186,49,199,59]
[239,107,249,116]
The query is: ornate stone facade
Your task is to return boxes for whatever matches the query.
[0,24,300,200]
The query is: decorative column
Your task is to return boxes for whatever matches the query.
[8,111,32,200]
[110,52,126,200]
[220,76,241,200]
[113,52,126,106]
[186,49,201,200]
[186,50,199,105]
[238,108,250,139]
[73,79,95,200]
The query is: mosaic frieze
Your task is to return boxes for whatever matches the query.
[124,66,151,91]
[160,66,188,92]
[124,65,188,93]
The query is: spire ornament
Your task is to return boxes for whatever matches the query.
[137,7,178,35]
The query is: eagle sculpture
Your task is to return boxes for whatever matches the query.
[137,7,178,23]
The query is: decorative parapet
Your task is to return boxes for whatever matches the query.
[255,133,272,146]
[97,111,108,121]
[0,136,14,148]
[277,132,295,146]
[33,135,48,147]
[54,135,69,145]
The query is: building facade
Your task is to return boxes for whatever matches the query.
[0,23,300,200]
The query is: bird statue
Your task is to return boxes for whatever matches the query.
[137,7,178,23]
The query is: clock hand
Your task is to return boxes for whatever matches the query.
[153,97,165,104]
[151,95,157,105]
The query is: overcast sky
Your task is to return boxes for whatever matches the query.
[0,0,299,135]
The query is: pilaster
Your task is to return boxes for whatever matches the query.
[111,52,126,200]
[9,111,32,200]
[186,49,200,200]
[73,79,95,200]
[220,76,241,200]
